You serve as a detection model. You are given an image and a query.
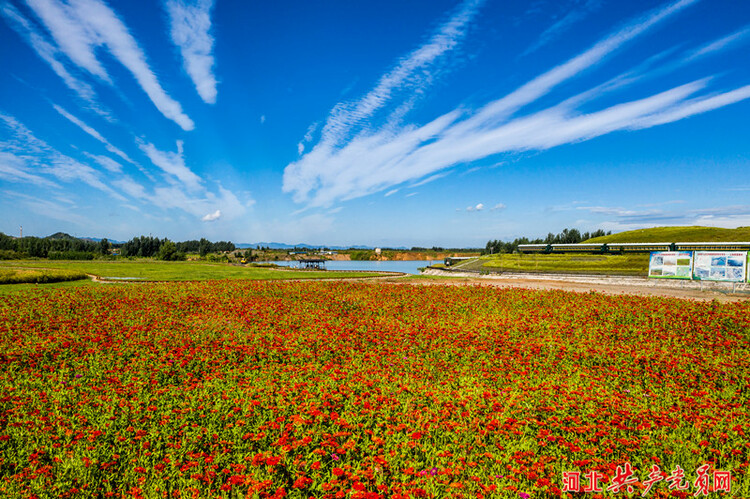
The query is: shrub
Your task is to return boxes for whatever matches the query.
[0,250,24,260]
[0,268,88,284]
[47,251,95,260]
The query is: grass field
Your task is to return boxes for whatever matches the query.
[0,260,383,285]
[0,281,747,498]
[0,267,88,285]
[586,226,750,243]
[454,253,650,275]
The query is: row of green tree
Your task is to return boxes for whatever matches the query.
[120,236,235,259]
[0,232,237,260]
[0,232,111,258]
[483,228,612,255]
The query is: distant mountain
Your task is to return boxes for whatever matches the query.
[80,236,126,244]
[47,232,75,239]
[39,233,410,250]
[44,232,125,244]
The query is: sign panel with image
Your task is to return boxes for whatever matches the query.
[648,251,693,279]
[692,251,748,282]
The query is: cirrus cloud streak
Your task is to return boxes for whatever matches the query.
[282,0,750,209]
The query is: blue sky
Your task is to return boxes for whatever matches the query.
[1,0,749,247]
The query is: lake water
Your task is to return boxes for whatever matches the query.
[260,260,438,275]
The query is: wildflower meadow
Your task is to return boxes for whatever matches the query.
[1,281,748,498]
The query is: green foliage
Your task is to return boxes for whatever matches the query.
[175,238,235,255]
[0,250,25,260]
[477,253,649,275]
[0,231,101,257]
[47,251,95,260]
[0,260,380,282]
[156,240,186,261]
[120,235,164,257]
[484,228,611,255]
[0,268,88,284]
[97,238,111,255]
[349,250,375,260]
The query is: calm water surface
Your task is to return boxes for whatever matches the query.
[260,260,437,275]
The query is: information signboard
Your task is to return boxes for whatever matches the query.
[693,251,748,282]
[648,251,692,279]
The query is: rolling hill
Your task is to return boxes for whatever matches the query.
[585,226,750,243]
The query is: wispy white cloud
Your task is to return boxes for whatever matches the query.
[52,104,136,165]
[137,139,202,191]
[465,203,484,212]
[151,184,246,221]
[112,175,147,199]
[23,0,194,130]
[635,199,685,208]
[410,171,451,187]
[491,203,506,211]
[303,122,318,143]
[113,172,247,222]
[296,122,320,155]
[0,112,123,199]
[2,111,248,223]
[521,0,603,56]
[686,25,750,60]
[283,0,750,209]
[165,0,217,104]
[630,84,750,128]
[454,0,698,132]
[5,190,90,226]
[24,0,110,81]
[316,0,484,148]
[83,153,122,173]
[201,209,221,221]
[581,203,750,231]
[0,151,59,187]
[129,140,250,221]
[0,3,110,117]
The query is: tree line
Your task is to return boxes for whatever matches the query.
[483,228,612,255]
[119,236,235,259]
[0,232,236,260]
[0,232,110,259]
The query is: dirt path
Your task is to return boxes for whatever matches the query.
[409,269,750,303]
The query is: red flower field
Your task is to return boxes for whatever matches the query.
[1,281,748,498]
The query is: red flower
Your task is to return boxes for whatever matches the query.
[229,475,245,485]
[293,476,312,488]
